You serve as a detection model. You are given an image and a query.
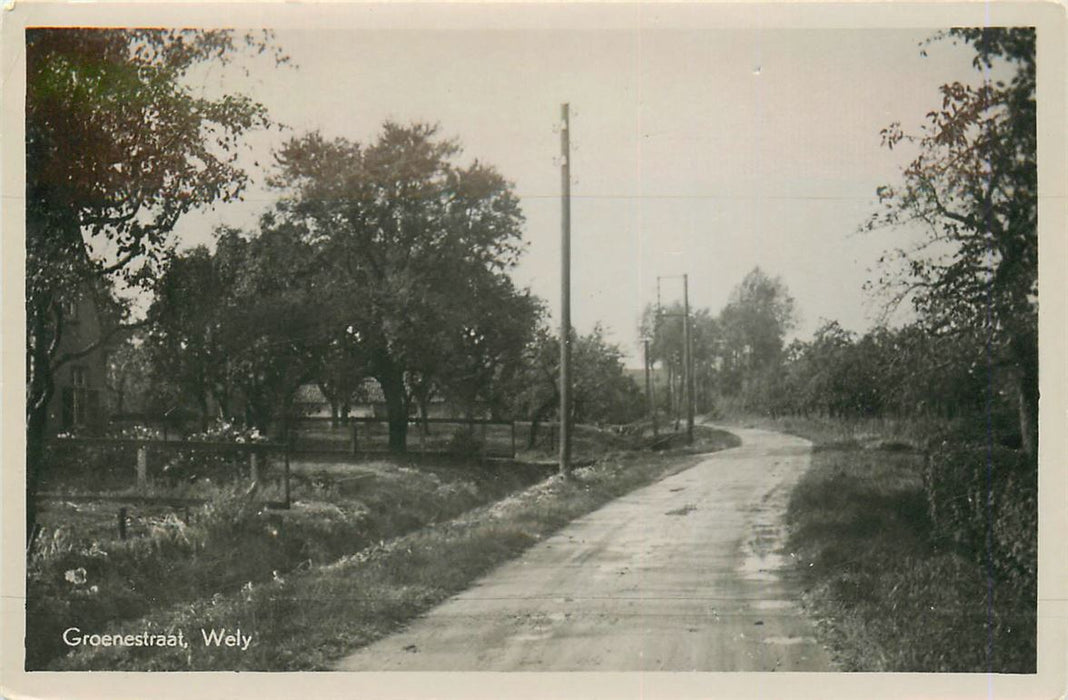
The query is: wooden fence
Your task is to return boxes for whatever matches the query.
[42,437,292,508]
[286,416,518,458]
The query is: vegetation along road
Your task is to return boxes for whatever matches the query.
[334,426,834,671]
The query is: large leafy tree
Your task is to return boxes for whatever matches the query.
[865,28,1037,457]
[269,124,531,451]
[25,29,279,542]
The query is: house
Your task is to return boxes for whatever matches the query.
[290,378,486,422]
[45,290,114,435]
[292,379,387,420]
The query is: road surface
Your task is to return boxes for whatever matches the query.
[333,426,835,671]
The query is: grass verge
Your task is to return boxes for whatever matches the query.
[28,457,550,669]
[751,415,1037,672]
[50,427,739,670]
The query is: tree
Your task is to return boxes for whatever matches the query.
[512,325,643,447]
[512,328,563,448]
[865,28,1037,457]
[147,224,329,434]
[717,267,797,396]
[571,326,645,425]
[144,246,232,426]
[104,330,156,417]
[431,273,542,422]
[269,124,531,451]
[639,303,721,422]
[25,29,279,542]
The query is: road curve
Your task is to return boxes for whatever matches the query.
[333,426,835,671]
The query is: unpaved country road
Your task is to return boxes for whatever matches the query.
[333,426,835,671]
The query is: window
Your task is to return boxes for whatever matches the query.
[67,366,90,428]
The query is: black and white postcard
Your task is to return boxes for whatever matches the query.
[2,2,1065,698]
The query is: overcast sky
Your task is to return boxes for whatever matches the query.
[172,23,986,365]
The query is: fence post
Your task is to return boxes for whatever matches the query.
[284,439,292,509]
[250,450,259,486]
[511,421,517,459]
[351,422,359,456]
[136,445,148,489]
[118,507,127,540]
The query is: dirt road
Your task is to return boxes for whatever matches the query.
[333,426,835,671]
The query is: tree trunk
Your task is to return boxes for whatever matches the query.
[26,404,49,548]
[197,393,210,432]
[1011,329,1039,461]
[26,307,55,547]
[378,365,408,453]
[417,392,431,436]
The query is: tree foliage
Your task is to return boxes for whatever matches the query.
[865,28,1037,456]
[511,325,643,445]
[265,123,534,450]
[25,28,279,543]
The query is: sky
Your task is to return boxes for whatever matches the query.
[171,21,987,366]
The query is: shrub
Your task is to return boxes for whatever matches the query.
[160,420,270,487]
[446,427,484,458]
[924,442,1036,591]
[40,440,136,493]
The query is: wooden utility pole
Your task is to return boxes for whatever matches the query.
[644,336,658,437]
[683,273,694,444]
[559,103,572,477]
[657,274,695,445]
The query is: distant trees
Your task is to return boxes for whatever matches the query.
[640,303,719,420]
[641,267,796,418]
[717,267,797,399]
[637,260,1017,435]
[633,29,1037,453]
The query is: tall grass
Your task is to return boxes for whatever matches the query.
[783,431,1035,672]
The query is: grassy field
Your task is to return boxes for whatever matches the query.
[727,414,1036,672]
[34,425,737,671]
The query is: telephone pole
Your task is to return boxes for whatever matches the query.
[559,103,572,477]
[683,273,694,444]
[643,336,658,437]
[657,274,695,445]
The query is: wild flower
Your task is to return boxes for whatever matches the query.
[85,541,108,558]
[64,567,87,585]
